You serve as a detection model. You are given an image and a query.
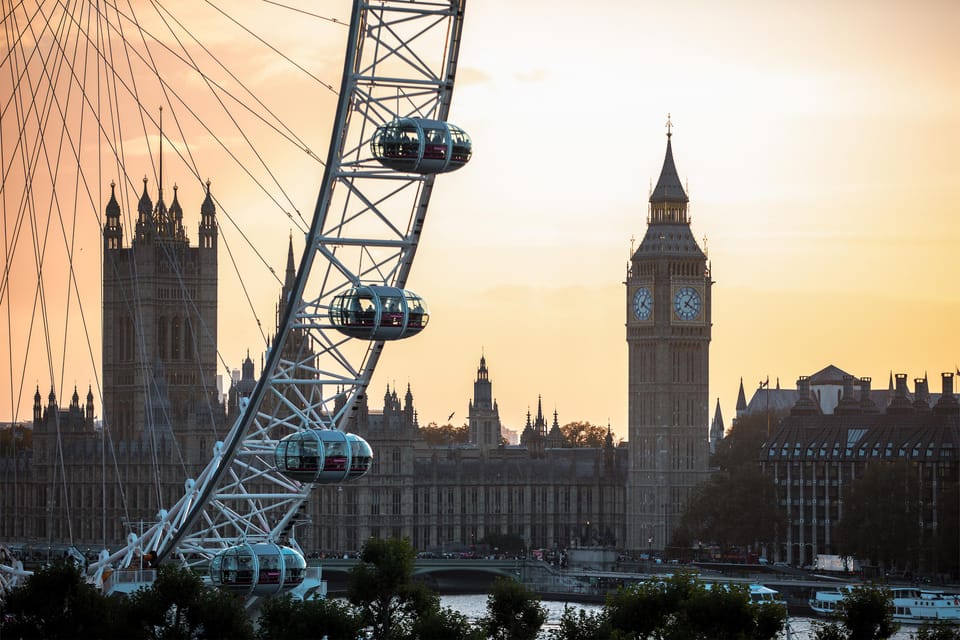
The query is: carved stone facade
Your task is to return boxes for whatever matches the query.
[625,129,712,550]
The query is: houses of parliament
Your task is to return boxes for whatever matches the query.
[0,131,714,556]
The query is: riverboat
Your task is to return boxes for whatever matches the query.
[750,584,788,607]
[810,585,960,624]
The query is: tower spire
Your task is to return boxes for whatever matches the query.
[649,116,688,206]
[159,106,163,202]
[285,231,296,288]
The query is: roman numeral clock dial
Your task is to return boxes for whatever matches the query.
[633,287,653,321]
[673,286,701,321]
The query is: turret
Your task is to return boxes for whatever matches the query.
[33,386,42,425]
[546,409,566,448]
[199,179,217,250]
[104,181,123,250]
[134,177,154,244]
[86,386,95,427]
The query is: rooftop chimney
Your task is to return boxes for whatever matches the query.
[934,372,960,415]
[790,376,821,416]
[834,375,861,415]
[859,377,879,414]
[886,373,914,415]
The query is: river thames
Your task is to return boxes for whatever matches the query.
[438,594,922,639]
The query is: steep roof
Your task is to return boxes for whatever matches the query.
[808,364,854,385]
[649,133,688,203]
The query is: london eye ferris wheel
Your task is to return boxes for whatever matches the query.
[0,0,470,598]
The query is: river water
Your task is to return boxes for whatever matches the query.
[438,594,922,639]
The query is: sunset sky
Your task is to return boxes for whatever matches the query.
[3,0,959,442]
[384,0,960,437]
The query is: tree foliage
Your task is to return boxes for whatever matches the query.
[712,410,788,473]
[348,537,444,640]
[480,578,547,640]
[835,461,921,570]
[258,594,363,640]
[560,422,612,448]
[599,573,785,640]
[0,559,113,640]
[812,584,898,640]
[126,564,254,640]
[0,561,253,640]
[480,532,527,555]
[546,606,611,640]
[927,480,959,576]
[915,621,960,640]
[672,465,784,552]
[419,422,469,446]
[0,424,31,453]
[411,603,484,640]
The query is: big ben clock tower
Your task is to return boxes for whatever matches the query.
[625,120,712,551]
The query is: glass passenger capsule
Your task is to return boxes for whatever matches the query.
[328,285,428,340]
[370,118,472,174]
[209,543,306,596]
[274,429,373,484]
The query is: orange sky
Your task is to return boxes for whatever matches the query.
[378,0,960,437]
[2,1,959,442]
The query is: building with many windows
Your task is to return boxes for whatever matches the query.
[761,371,960,568]
[1,130,713,557]
[624,123,712,550]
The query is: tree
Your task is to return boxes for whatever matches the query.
[672,465,783,554]
[258,594,363,640]
[559,422,612,448]
[419,422,469,446]
[547,606,611,640]
[813,584,898,640]
[927,480,959,577]
[480,578,547,640]
[712,410,788,473]
[835,461,922,570]
[0,559,113,640]
[603,573,785,640]
[126,563,254,640]
[479,532,526,555]
[348,537,438,640]
[915,621,960,640]
[410,603,483,640]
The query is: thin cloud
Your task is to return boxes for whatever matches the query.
[514,68,548,83]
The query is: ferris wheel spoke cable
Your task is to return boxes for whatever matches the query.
[2,0,468,592]
[102,0,320,167]
[202,0,339,96]
[42,1,313,239]
[139,5,312,234]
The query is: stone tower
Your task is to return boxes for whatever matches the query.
[468,354,501,450]
[101,177,219,439]
[625,123,711,551]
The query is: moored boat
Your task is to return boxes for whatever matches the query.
[810,585,960,624]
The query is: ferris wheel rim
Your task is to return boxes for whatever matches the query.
[0,0,469,598]
[94,0,469,581]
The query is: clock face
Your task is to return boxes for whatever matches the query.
[633,287,652,320]
[673,286,702,321]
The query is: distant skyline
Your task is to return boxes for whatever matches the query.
[2,1,959,443]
